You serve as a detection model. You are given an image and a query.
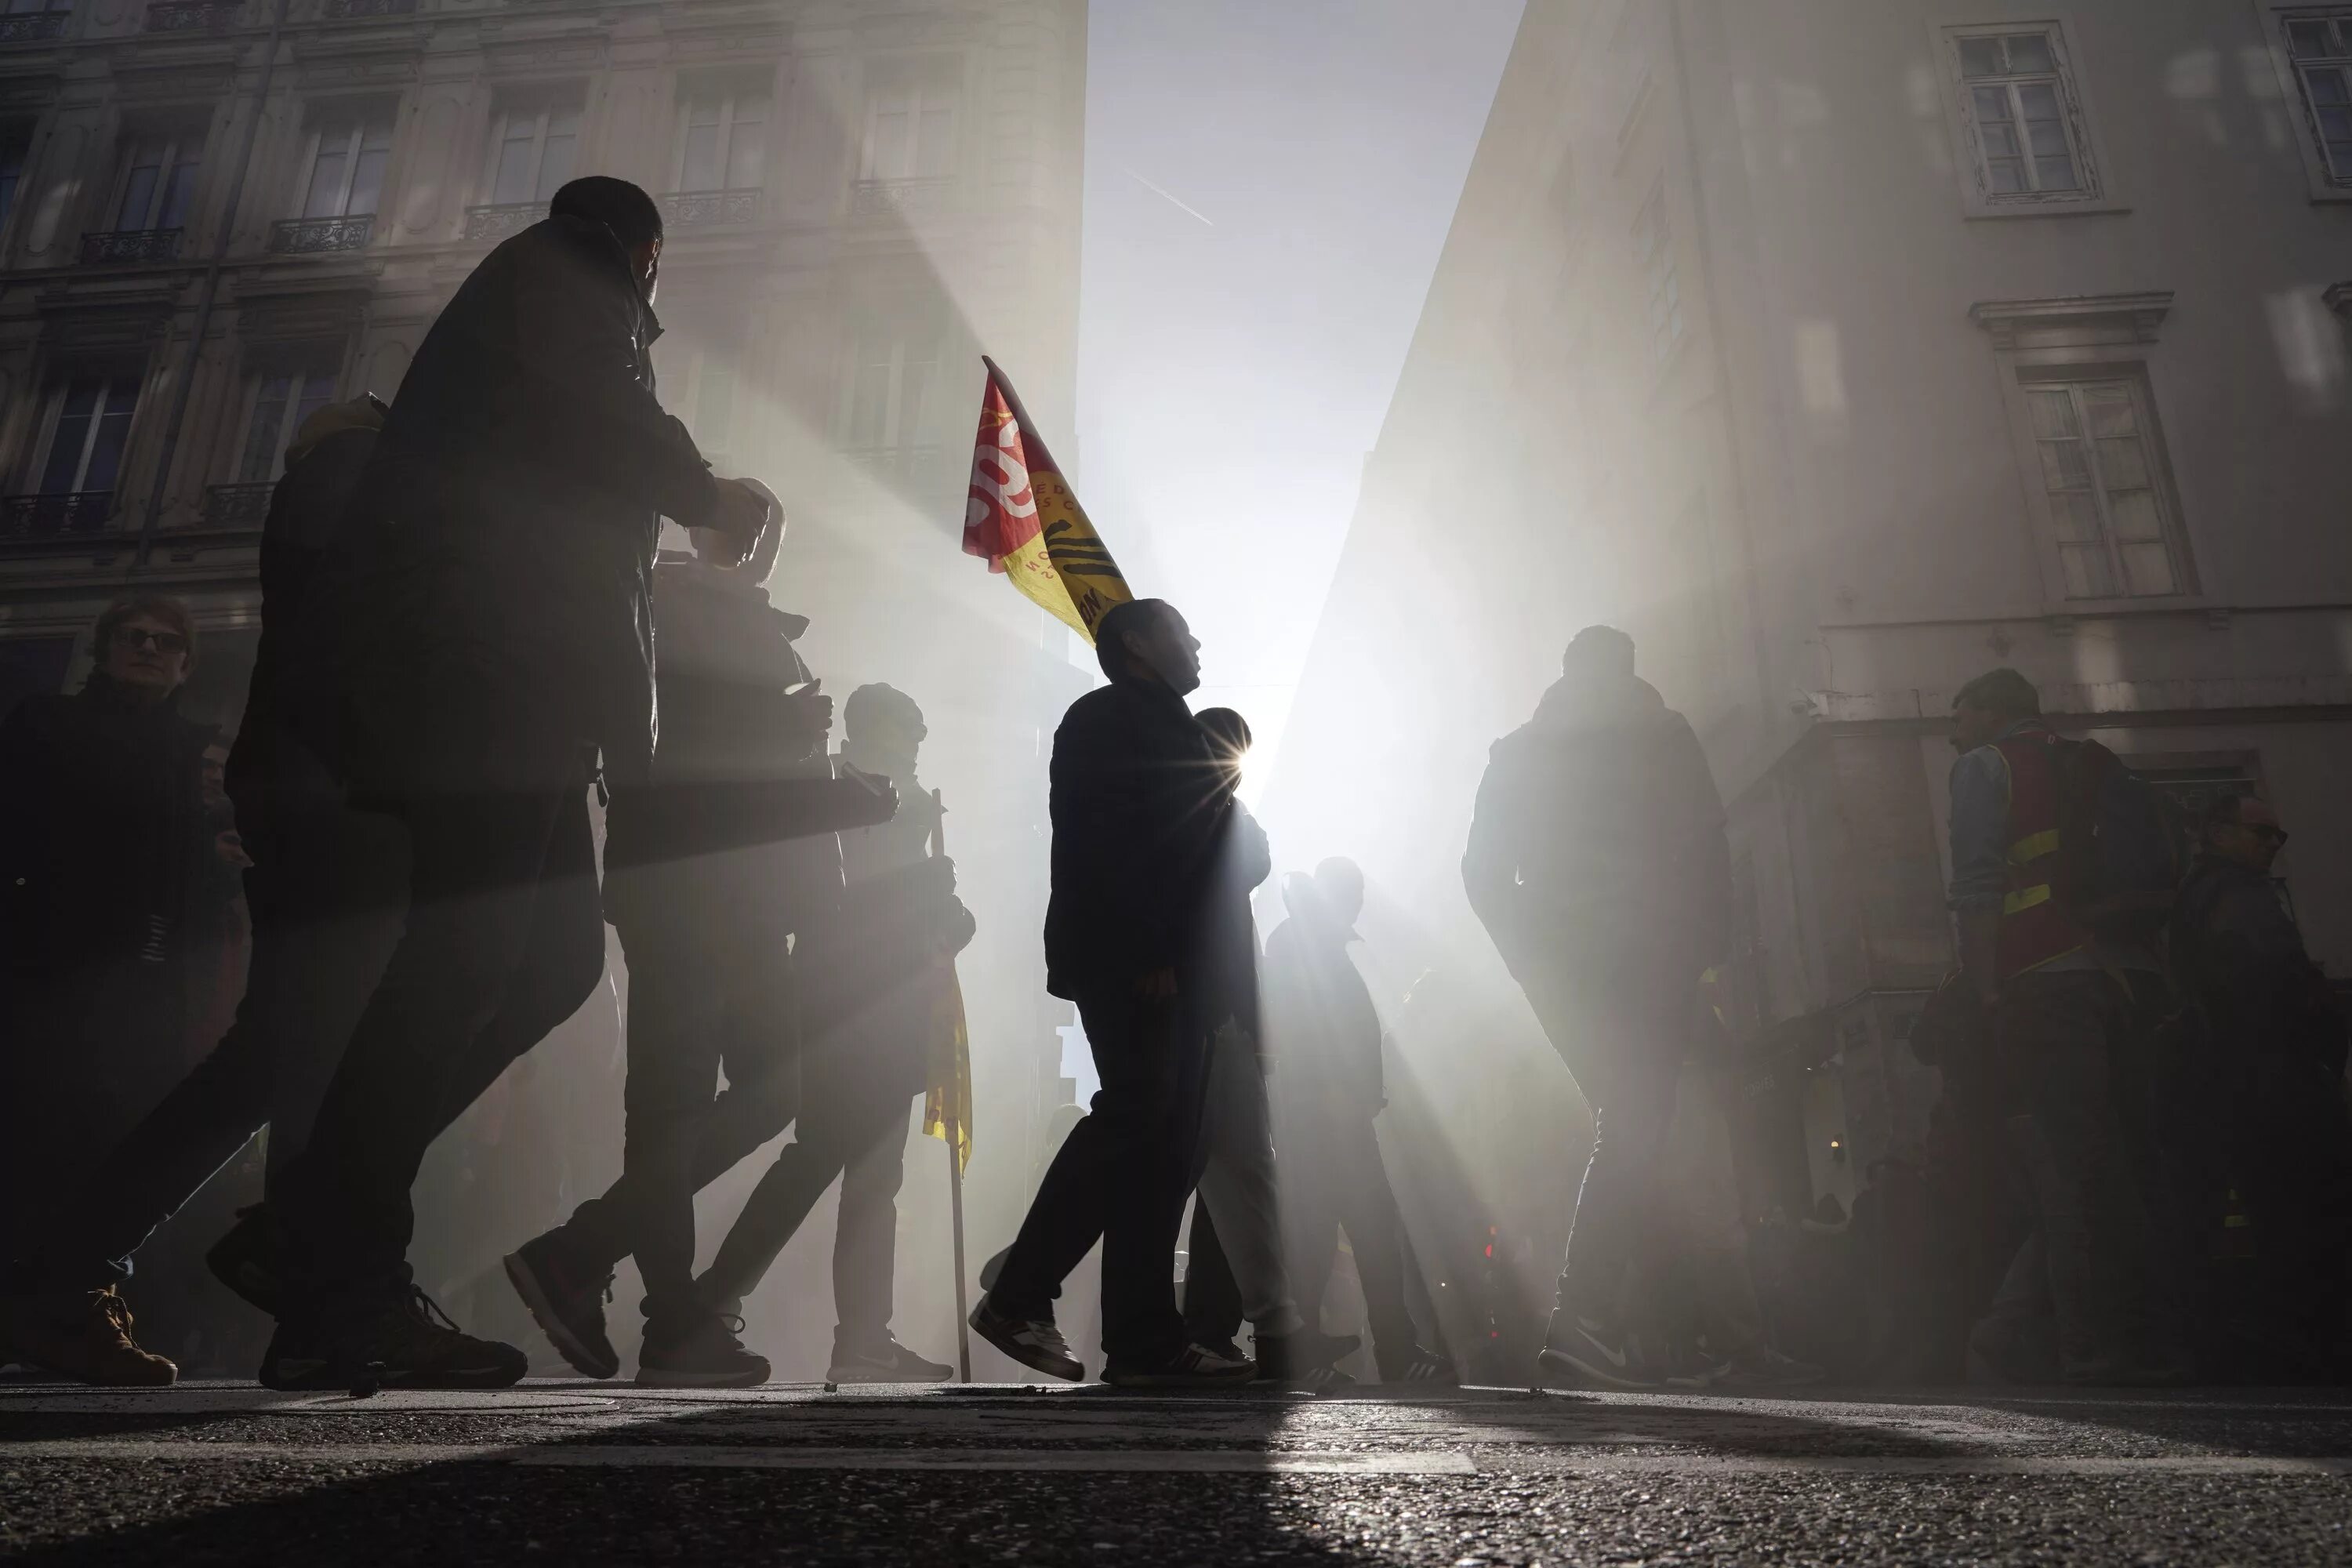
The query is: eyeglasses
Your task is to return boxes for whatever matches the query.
[112,626,189,655]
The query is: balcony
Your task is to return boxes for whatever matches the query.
[143,0,241,30]
[659,188,760,230]
[0,10,69,43]
[79,228,184,265]
[268,213,372,254]
[201,483,274,531]
[463,203,539,244]
[318,0,413,14]
[1,492,115,539]
[850,178,953,220]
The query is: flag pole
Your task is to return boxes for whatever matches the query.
[933,786,973,1384]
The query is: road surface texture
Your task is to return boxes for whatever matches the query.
[3,1380,2350,1563]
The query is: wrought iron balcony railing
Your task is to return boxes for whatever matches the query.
[269,213,372,254]
[201,483,275,531]
[850,178,953,219]
[463,203,540,243]
[79,227,184,265]
[0,10,69,42]
[318,0,413,15]
[1,491,115,539]
[660,188,760,230]
[144,0,241,31]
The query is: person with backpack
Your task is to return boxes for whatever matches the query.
[1944,667,2185,1385]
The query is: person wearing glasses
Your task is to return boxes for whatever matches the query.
[2169,794,2352,1380]
[0,596,234,1385]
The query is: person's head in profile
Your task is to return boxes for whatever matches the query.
[1094,598,1202,696]
[550,176,666,303]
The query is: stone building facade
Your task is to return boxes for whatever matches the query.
[0,0,1090,1232]
[1270,0,2352,1216]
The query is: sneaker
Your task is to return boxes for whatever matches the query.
[276,1287,528,1393]
[969,1294,1083,1382]
[205,1206,289,1317]
[1377,1345,1457,1385]
[1536,1312,1656,1389]
[827,1333,953,1384]
[1664,1353,1734,1389]
[0,1287,176,1387]
[1101,1341,1258,1388]
[503,1231,619,1380]
[638,1312,770,1389]
[1250,1328,1359,1385]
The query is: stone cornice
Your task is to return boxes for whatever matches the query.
[1968,291,2174,350]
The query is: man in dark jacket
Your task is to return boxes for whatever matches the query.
[967,599,1255,1386]
[2170,795,2352,1375]
[1265,859,1450,1383]
[0,595,234,1385]
[261,176,774,1390]
[1463,626,1730,1387]
[502,527,891,1387]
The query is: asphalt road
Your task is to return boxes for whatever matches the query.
[4,1379,2350,1564]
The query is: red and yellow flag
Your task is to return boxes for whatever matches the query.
[961,357,1132,642]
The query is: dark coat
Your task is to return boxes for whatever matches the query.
[2172,855,2346,1077]
[1462,672,1730,985]
[1262,897,1385,1118]
[0,673,227,988]
[322,213,718,786]
[1043,676,1229,1001]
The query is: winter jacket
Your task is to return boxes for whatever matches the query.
[320,213,718,786]
[1462,671,1730,983]
[1043,676,1229,1001]
[2172,855,2347,1078]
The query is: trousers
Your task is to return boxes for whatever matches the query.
[991,985,1206,1363]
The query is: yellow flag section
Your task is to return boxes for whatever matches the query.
[923,972,973,1174]
[961,356,1133,642]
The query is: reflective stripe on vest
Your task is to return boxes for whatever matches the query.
[1991,729,2092,978]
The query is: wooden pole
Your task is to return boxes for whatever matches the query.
[933,787,973,1384]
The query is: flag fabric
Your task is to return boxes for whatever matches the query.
[962,356,1133,641]
[923,968,973,1175]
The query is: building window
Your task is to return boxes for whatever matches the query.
[236,365,336,484]
[299,111,393,219]
[38,375,140,495]
[2285,11,2352,183]
[1945,26,2102,208]
[2026,375,2190,600]
[861,72,956,181]
[111,132,200,231]
[485,96,580,208]
[1635,188,1683,368]
[672,85,767,194]
[846,334,941,452]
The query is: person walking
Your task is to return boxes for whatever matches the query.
[967,599,1254,1387]
[256,176,776,1390]
[1462,626,1730,1387]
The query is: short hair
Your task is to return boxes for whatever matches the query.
[92,594,198,670]
[1196,706,1252,756]
[843,681,923,739]
[1315,855,1364,901]
[1093,598,1170,681]
[1952,667,2040,720]
[550,176,663,250]
[1563,625,1636,680]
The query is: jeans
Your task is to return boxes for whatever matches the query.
[272,695,605,1305]
[1522,964,1691,1327]
[1185,1029,1299,1338]
[990,984,1207,1364]
[1981,967,2176,1381]
[699,1025,917,1341]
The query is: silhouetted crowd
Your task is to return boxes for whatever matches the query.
[5,174,2347,1396]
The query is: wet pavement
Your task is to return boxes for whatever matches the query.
[4,1379,2350,1563]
